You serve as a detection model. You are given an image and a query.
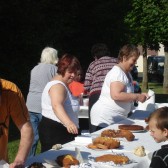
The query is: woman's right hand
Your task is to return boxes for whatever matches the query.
[66,122,78,134]
[137,93,148,103]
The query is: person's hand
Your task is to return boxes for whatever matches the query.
[137,93,148,103]
[9,160,24,168]
[66,122,78,134]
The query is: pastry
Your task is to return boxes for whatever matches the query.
[134,146,146,157]
[87,136,120,149]
[56,154,79,168]
[118,124,144,131]
[101,129,135,141]
[95,154,129,164]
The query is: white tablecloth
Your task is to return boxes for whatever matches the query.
[26,108,165,168]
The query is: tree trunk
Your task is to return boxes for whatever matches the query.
[163,45,168,93]
[142,45,148,91]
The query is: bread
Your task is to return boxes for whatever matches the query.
[87,136,120,149]
[134,146,146,157]
[95,154,129,164]
[118,124,144,131]
[101,129,135,141]
[56,154,79,168]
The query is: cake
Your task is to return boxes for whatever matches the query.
[56,154,79,168]
[133,146,146,157]
[87,136,120,149]
[101,129,135,141]
[118,124,144,131]
[95,154,129,164]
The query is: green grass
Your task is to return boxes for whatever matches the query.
[140,82,164,93]
[8,140,41,163]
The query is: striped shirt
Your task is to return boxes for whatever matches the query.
[84,56,118,95]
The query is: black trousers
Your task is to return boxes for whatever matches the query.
[88,92,100,133]
[39,116,79,152]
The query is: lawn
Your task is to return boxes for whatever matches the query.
[7,82,167,163]
[140,82,164,94]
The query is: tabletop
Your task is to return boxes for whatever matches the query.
[25,107,165,168]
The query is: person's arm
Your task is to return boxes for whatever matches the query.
[49,83,78,134]
[110,81,148,103]
[9,122,33,168]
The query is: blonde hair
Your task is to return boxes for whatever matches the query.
[40,47,58,64]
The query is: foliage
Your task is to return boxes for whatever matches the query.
[125,0,168,91]
[125,0,168,46]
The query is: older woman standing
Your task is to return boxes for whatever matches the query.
[90,44,148,133]
[26,47,58,157]
[39,54,81,152]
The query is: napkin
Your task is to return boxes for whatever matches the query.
[75,135,92,144]
[75,147,84,163]
[137,89,155,112]
[0,160,9,168]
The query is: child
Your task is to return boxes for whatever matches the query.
[148,106,168,168]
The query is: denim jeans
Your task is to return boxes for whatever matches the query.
[28,112,42,158]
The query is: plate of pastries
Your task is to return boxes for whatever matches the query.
[87,128,135,150]
[87,136,120,150]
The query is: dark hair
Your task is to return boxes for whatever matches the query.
[118,44,140,62]
[91,43,110,59]
[148,106,168,130]
[57,53,81,76]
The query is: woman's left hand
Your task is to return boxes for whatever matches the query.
[66,122,78,134]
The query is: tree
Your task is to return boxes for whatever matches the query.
[125,0,168,92]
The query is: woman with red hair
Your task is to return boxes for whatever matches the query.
[39,54,81,152]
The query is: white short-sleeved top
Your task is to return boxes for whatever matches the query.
[42,80,79,128]
[91,65,134,127]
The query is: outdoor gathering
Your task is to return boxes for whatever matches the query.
[0,0,168,168]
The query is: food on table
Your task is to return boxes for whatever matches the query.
[95,154,129,164]
[87,143,98,149]
[133,146,146,157]
[52,143,62,150]
[118,124,144,131]
[28,162,46,168]
[87,136,120,149]
[56,154,79,168]
[101,129,135,141]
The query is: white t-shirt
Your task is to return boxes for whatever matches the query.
[91,65,134,127]
[42,80,79,128]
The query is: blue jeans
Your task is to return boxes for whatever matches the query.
[28,112,42,158]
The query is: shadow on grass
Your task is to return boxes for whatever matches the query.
[155,94,168,103]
